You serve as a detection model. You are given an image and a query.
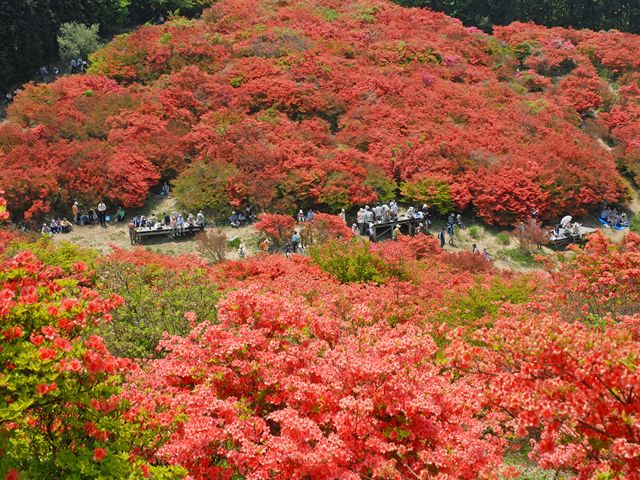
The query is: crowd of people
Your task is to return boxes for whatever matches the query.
[129,210,206,243]
[4,57,89,109]
[230,206,257,228]
[600,206,629,229]
[41,200,123,236]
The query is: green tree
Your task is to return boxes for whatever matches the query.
[400,176,453,214]
[57,22,101,61]
[172,161,238,220]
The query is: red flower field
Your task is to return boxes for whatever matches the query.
[1,0,640,225]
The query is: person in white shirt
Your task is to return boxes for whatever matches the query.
[97,201,107,227]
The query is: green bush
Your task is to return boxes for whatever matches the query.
[5,238,98,271]
[365,165,397,203]
[437,277,534,328]
[400,176,453,214]
[468,226,480,239]
[497,232,511,245]
[309,238,392,284]
[96,260,221,359]
[630,214,640,234]
[172,161,238,221]
[58,22,101,61]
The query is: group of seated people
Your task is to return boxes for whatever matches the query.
[230,206,256,228]
[132,211,206,235]
[77,206,125,225]
[549,222,583,240]
[600,206,629,228]
[41,218,73,236]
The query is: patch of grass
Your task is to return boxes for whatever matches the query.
[468,226,480,239]
[496,232,511,246]
[630,214,640,234]
[500,247,540,267]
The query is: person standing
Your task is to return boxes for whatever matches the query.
[291,231,300,253]
[438,227,446,248]
[97,201,107,227]
[339,209,346,224]
[392,224,401,240]
[71,201,79,224]
[447,223,455,246]
[128,221,136,245]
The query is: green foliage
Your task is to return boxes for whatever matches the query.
[96,259,221,358]
[400,176,453,214]
[309,238,392,284]
[437,276,534,328]
[5,238,98,271]
[500,247,540,267]
[365,166,397,203]
[391,0,640,34]
[129,0,214,23]
[496,232,511,246]
[468,226,480,239]
[172,161,238,221]
[57,22,101,61]
[630,214,640,234]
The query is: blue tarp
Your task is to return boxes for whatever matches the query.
[598,216,628,231]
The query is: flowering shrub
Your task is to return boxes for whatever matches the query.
[0,251,182,478]
[0,0,636,223]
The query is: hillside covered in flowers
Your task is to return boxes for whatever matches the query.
[2,0,640,225]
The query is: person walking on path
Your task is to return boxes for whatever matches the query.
[97,201,107,227]
[438,227,446,248]
[447,223,455,246]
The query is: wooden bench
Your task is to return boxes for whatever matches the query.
[134,224,205,244]
[548,226,596,249]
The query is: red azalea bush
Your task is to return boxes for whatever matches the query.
[254,213,297,246]
[128,288,505,479]
[1,0,637,223]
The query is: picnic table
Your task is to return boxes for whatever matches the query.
[368,216,420,241]
[134,224,205,244]
[548,225,596,249]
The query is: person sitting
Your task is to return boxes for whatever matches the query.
[176,214,185,235]
[87,208,96,224]
[406,206,415,219]
[238,212,246,225]
[147,213,157,227]
[170,216,178,237]
[60,218,73,233]
[114,207,126,223]
[50,218,59,234]
[230,211,240,228]
[621,212,629,227]
[163,213,171,226]
[245,206,255,223]
[196,211,205,227]
[572,223,581,236]
[187,213,195,227]
[42,223,52,237]
[139,215,147,228]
